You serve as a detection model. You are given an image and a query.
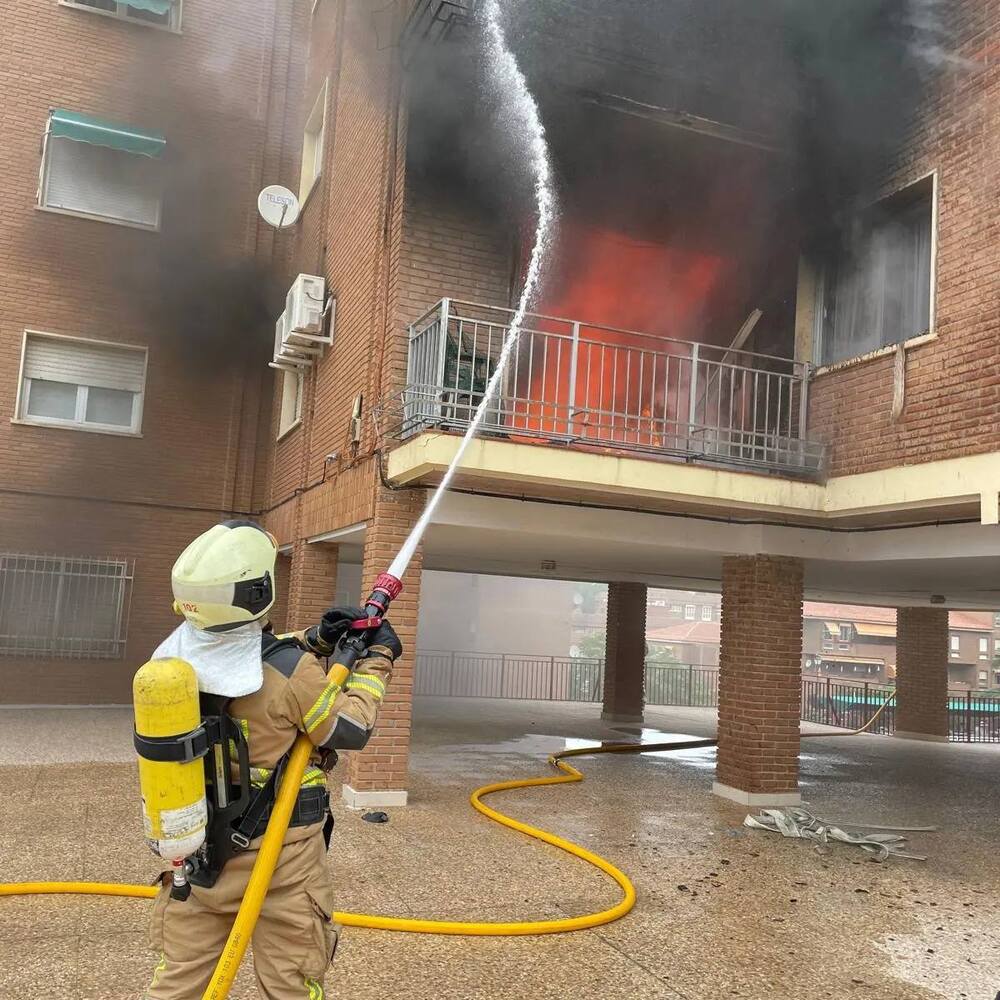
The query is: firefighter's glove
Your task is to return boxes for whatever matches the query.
[306,606,366,656]
[367,620,402,662]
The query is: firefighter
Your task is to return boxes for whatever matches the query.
[143,520,401,1000]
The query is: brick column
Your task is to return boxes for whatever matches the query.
[269,551,292,633]
[895,607,949,741]
[714,555,803,807]
[602,582,647,724]
[342,484,425,809]
[285,541,339,630]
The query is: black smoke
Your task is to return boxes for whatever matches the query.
[406,0,957,231]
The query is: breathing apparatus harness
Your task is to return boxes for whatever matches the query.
[134,634,334,900]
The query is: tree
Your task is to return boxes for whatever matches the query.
[574,630,606,659]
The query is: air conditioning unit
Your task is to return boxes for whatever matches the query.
[286,274,327,338]
[269,311,312,372]
[268,275,336,372]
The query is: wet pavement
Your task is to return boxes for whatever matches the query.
[0,697,998,999]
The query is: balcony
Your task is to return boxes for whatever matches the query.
[379,299,825,478]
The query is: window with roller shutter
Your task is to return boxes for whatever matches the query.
[15,331,147,436]
[38,109,165,229]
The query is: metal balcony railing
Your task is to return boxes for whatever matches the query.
[380,299,825,477]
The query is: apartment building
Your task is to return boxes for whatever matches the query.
[255,0,999,807]
[3,1,997,811]
[0,0,299,702]
[802,605,997,687]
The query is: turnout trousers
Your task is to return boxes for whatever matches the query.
[145,830,338,1000]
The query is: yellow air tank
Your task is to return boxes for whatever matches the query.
[133,657,208,863]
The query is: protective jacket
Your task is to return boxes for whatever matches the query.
[145,628,393,999]
[228,628,393,847]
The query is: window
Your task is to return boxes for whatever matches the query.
[994,639,1000,654]
[838,642,850,651]
[39,109,164,229]
[839,624,852,642]
[994,612,1000,628]
[684,604,696,621]
[822,638,834,651]
[979,637,989,659]
[669,604,682,614]
[950,635,960,656]
[816,179,933,365]
[0,554,132,658]
[277,369,304,438]
[61,0,181,30]
[299,82,328,202]
[16,332,146,435]
[701,605,713,621]
[978,671,988,683]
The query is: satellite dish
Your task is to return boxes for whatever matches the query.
[257,185,300,229]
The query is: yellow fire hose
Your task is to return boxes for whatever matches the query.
[0,691,895,999]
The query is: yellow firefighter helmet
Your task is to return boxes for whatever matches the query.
[171,520,277,632]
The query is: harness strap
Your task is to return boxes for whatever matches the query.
[134,725,210,763]
[230,759,282,850]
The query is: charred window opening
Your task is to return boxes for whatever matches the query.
[814,177,934,366]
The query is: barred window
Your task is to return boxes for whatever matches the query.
[0,555,133,658]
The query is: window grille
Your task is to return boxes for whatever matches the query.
[0,554,133,658]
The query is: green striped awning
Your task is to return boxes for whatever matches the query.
[125,0,175,13]
[49,109,166,158]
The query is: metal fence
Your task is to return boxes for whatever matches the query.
[800,677,895,736]
[0,553,134,658]
[415,652,1000,743]
[380,299,825,477]
[948,691,1000,743]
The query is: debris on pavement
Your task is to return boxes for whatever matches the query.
[743,808,935,861]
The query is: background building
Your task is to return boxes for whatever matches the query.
[2,1,998,812]
[0,0,297,703]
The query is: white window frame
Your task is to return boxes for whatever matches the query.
[299,80,328,205]
[37,127,163,231]
[701,605,713,622]
[813,171,938,373]
[979,636,989,659]
[950,634,960,656]
[276,369,304,440]
[839,623,852,642]
[13,330,147,437]
[684,604,696,621]
[58,0,182,33]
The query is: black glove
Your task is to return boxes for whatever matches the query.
[367,619,402,661]
[306,606,365,655]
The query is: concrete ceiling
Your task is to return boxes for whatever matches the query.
[416,492,1000,609]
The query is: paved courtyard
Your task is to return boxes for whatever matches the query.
[0,697,998,999]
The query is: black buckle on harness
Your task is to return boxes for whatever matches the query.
[134,725,210,764]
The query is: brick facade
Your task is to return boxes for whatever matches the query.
[895,607,949,741]
[807,4,1000,477]
[0,0,293,704]
[602,582,647,722]
[286,541,339,631]
[715,556,803,805]
[343,485,425,804]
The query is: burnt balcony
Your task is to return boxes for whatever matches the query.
[378,299,825,478]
